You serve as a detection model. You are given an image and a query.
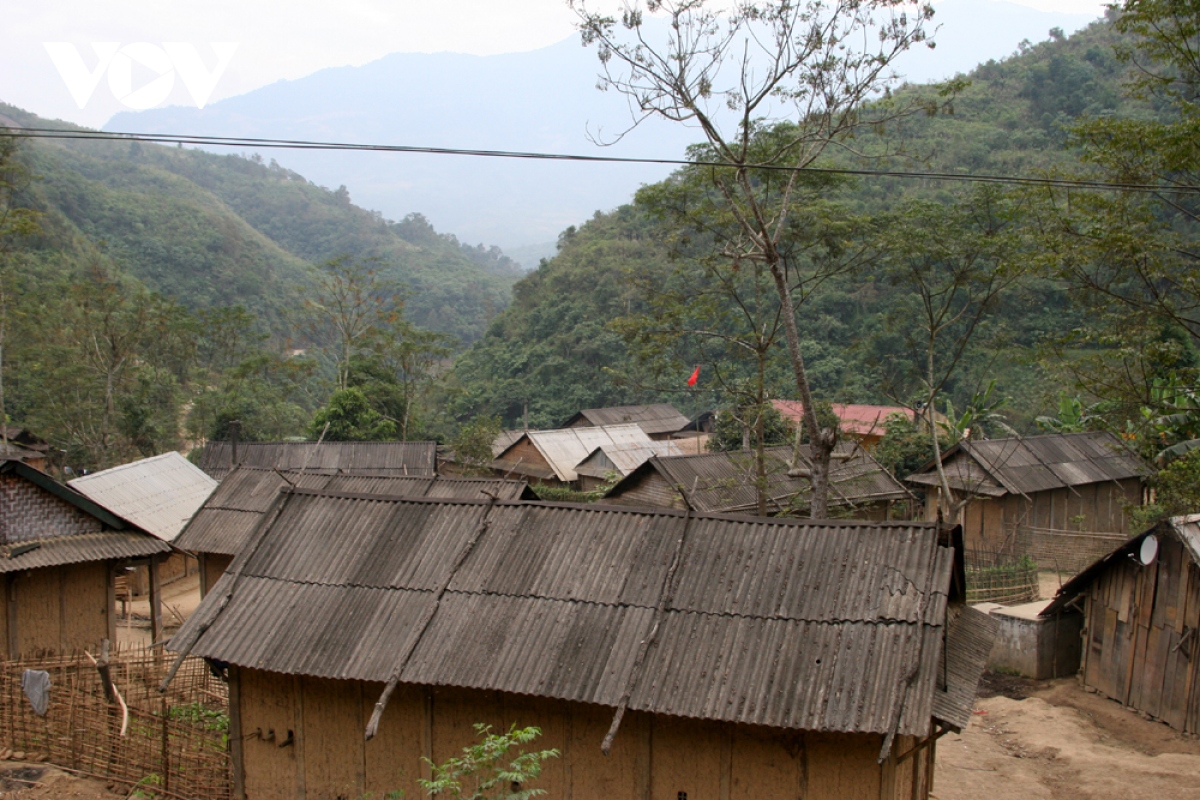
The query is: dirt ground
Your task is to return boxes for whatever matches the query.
[935,673,1200,800]
[0,763,116,799]
[114,572,203,649]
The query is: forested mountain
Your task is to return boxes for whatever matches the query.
[1,102,520,344]
[444,16,1139,431]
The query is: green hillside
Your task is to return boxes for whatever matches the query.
[1,103,520,343]
[446,16,1137,430]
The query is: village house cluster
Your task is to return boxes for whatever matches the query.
[3,402,1195,799]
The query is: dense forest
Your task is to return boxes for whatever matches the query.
[2,5,1200,523]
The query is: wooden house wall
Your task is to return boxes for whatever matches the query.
[1078,537,1200,734]
[3,561,112,658]
[199,553,234,597]
[125,552,195,596]
[604,471,688,511]
[232,668,931,800]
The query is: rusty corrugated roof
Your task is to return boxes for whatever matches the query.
[563,404,690,437]
[907,432,1146,498]
[606,444,911,513]
[0,531,169,572]
[69,453,217,542]
[197,440,437,480]
[172,493,977,738]
[174,466,533,556]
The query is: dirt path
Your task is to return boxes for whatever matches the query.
[115,572,202,649]
[935,676,1200,800]
[0,763,114,799]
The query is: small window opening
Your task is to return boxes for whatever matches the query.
[678,792,688,800]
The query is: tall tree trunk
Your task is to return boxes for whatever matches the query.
[767,258,835,519]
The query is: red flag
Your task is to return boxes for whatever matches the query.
[687,365,701,386]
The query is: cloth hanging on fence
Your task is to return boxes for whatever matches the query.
[21,669,51,716]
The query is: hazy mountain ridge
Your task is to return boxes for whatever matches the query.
[106,0,1099,251]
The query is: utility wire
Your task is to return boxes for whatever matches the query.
[4,124,1199,196]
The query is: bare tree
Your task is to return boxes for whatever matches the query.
[872,188,1030,521]
[572,0,938,516]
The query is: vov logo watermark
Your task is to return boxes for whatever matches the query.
[43,43,238,110]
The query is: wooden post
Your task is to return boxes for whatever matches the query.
[229,665,245,800]
[161,694,171,794]
[5,574,17,659]
[148,554,162,646]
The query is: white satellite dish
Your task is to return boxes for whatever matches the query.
[1139,535,1159,567]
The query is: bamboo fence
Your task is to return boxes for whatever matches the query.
[0,644,230,799]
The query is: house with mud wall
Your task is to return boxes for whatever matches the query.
[166,491,996,800]
[173,467,534,595]
[0,460,169,657]
[906,432,1146,574]
[1041,516,1200,734]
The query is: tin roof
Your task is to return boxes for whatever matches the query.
[197,440,437,480]
[907,432,1146,497]
[606,444,912,514]
[562,404,690,437]
[172,493,984,738]
[174,466,534,556]
[772,401,929,438]
[0,531,169,572]
[575,441,686,479]
[69,453,217,543]
[1041,515,1200,616]
[494,424,655,483]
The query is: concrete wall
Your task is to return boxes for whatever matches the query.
[233,669,929,800]
[978,604,1082,679]
[3,561,112,658]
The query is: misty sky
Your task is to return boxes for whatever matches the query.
[5,0,1107,130]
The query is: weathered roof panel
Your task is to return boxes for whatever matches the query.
[497,424,655,482]
[608,444,911,514]
[0,531,169,572]
[174,466,530,556]
[565,404,690,437]
[69,452,217,542]
[933,606,999,731]
[198,440,437,479]
[575,441,686,479]
[909,432,1146,498]
[172,493,980,738]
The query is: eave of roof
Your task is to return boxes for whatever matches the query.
[0,531,169,572]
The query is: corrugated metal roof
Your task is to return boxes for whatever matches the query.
[909,432,1145,498]
[0,531,169,572]
[564,404,690,437]
[68,453,217,542]
[932,606,999,731]
[608,444,911,513]
[173,493,978,738]
[492,430,527,457]
[197,441,437,479]
[495,424,655,482]
[772,401,940,437]
[575,441,686,479]
[174,466,532,556]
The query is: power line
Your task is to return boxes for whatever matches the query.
[3,124,1199,196]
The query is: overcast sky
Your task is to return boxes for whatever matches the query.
[4,0,1108,129]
